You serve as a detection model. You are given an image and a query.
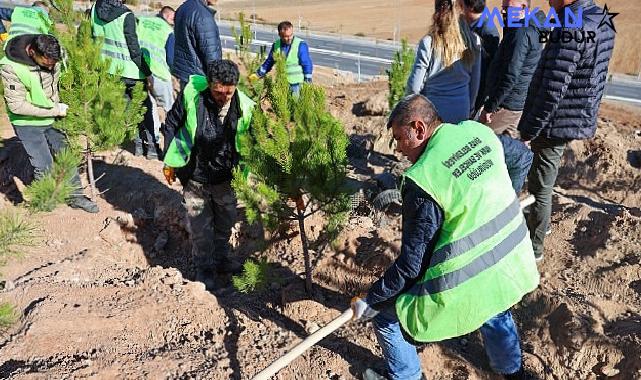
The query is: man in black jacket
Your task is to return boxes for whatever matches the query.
[162,60,253,290]
[480,0,547,137]
[172,0,222,89]
[91,0,158,159]
[518,0,615,261]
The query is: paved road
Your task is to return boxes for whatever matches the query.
[218,21,641,104]
[0,1,639,103]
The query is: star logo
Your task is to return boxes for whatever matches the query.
[597,4,618,33]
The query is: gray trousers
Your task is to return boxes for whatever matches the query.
[527,137,567,257]
[12,125,82,191]
[183,180,237,268]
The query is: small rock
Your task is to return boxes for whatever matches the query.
[305,321,320,335]
[335,253,346,263]
[601,366,620,377]
[1,279,15,291]
[361,92,389,116]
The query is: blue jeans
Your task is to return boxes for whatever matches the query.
[373,308,522,379]
[290,83,301,97]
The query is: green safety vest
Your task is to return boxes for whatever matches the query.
[137,16,172,81]
[164,75,255,168]
[0,56,55,126]
[6,6,52,41]
[90,6,144,79]
[396,121,539,342]
[274,37,304,85]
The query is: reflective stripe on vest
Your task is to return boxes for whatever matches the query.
[273,37,304,85]
[163,75,255,168]
[90,6,144,79]
[6,7,52,41]
[0,56,55,126]
[395,121,539,343]
[137,16,172,81]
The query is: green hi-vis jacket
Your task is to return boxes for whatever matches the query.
[6,6,52,42]
[396,121,539,342]
[164,75,255,168]
[137,16,172,81]
[274,37,304,85]
[91,6,144,79]
[0,56,55,126]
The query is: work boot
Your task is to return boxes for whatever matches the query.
[503,367,528,380]
[134,140,144,157]
[195,267,217,291]
[146,144,163,161]
[215,255,243,274]
[362,369,426,380]
[68,196,99,213]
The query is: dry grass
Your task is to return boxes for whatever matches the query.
[191,0,639,76]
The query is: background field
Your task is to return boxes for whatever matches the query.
[188,0,640,76]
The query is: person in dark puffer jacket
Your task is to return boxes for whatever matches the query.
[518,0,615,261]
[480,1,548,137]
[172,0,222,87]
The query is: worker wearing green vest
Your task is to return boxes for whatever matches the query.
[0,2,52,44]
[137,6,176,146]
[351,95,539,380]
[90,0,158,159]
[249,21,313,96]
[0,34,98,213]
[162,60,255,291]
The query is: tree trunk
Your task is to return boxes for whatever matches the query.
[296,207,313,294]
[85,141,96,201]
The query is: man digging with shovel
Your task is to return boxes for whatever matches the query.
[350,94,539,380]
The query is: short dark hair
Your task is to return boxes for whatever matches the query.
[160,6,174,16]
[32,1,48,9]
[277,21,294,33]
[32,34,61,61]
[387,94,442,130]
[207,60,240,86]
[461,0,486,14]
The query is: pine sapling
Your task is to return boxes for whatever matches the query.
[232,258,274,293]
[387,38,415,109]
[24,148,81,212]
[51,0,146,199]
[0,302,16,330]
[0,209,37,262]
[232,12,266,101]
[233,54,351,294]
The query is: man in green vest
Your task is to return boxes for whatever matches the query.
[249,21,313,96]
[0,2,52,43]
[162,60,255,291]
[0,34,98,213]
[351,95,539,380]
[91,0,158,159]
[138,5,176,153]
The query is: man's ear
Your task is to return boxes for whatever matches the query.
[414,120,428,140]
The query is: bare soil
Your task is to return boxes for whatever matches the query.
[0,81,640,379]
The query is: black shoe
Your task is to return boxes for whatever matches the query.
[503,367,528,380]
[534,251,544,262]
[68,196,99,213]
[216,256,243,274]
[146,144,163,160]
[195,267,217,291]
[134,141,144,157]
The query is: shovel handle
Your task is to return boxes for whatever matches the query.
[252,308,354,380]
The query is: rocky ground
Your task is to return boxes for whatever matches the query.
[0,81,640,380]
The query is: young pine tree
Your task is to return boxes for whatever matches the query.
[232,54,351,293]
[387,38,415,109]
[44,0,146,200]
[231,12,266,101]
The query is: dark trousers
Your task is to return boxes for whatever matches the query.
[12,125,82,192]
[182,180,238,268]
[527,137,567,257]
[124,80,156,148]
